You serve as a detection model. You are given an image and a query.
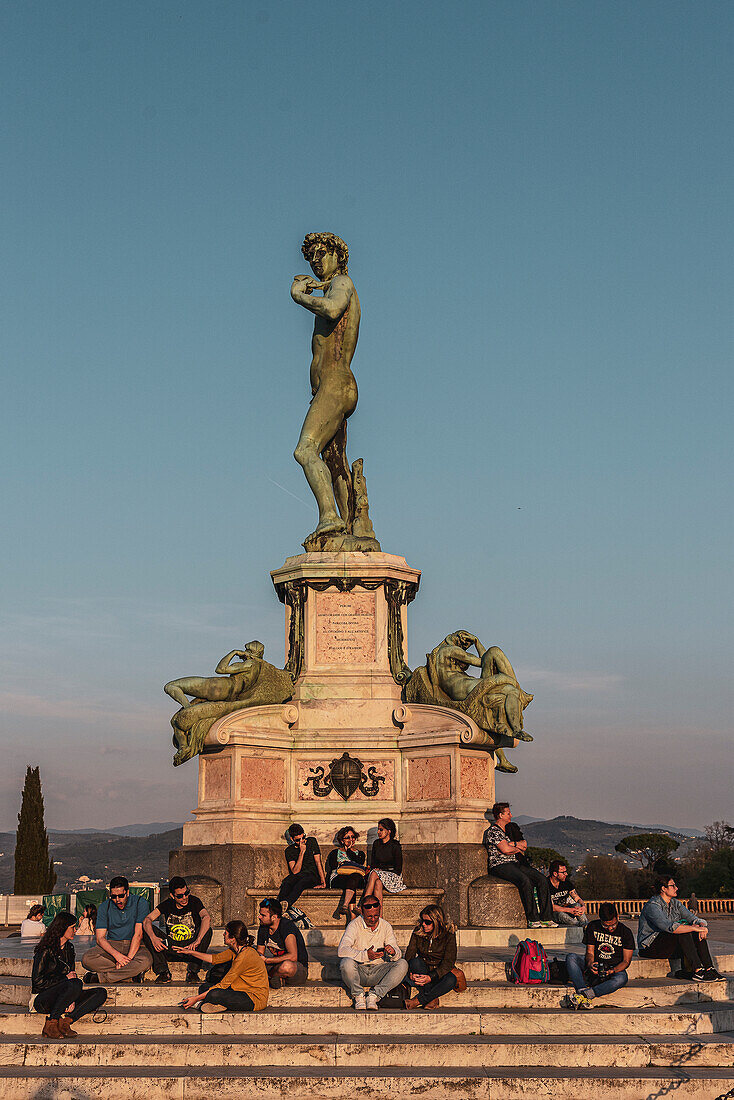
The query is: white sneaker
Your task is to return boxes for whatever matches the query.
[353,994,366,1011]
[365,993,379,1011]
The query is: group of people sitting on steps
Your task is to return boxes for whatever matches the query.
[26,806,724,1037]
[275,818,405,922]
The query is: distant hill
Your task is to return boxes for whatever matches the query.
[49,822,185,837]
[521,816,698,868]
[0,828,183,893]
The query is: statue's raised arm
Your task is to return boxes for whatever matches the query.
[291,232,380,554]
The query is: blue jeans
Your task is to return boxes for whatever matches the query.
[408,956,458,1005]
[566,952,628,999]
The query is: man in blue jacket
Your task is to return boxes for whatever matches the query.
[637,875,723,982]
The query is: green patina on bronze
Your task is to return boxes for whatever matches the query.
[404,632,533,772]
[165,643,293,766]
[291,233,380,553]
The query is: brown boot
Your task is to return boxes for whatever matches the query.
[41,1018,62,1039]
[404,997,421,1010]
[58,1016,78,1037]
[424,998,440,1010]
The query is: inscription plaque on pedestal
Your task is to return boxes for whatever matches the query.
[315,589,376,664]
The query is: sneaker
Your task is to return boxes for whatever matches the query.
[692,969,708,981]
[365,993,379,1011]
[704,969,726,982]
[131,973,144,985]
[268,974,283,989]
[185,969,200,983]
[353,994,366,1011]
[572,992,593,1010]
[559,993,576,1010]
[154,972,172,985]
[540,921,558,928]
[83,972,99,985]
[528,921,544,929]
[200,1002,226,1013]
[674,969,693,980]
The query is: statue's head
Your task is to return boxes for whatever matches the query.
[245,640,265,659]
[302,232,349,279]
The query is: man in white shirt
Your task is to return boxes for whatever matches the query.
[337,894,408,1011]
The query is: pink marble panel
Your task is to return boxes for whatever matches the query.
[240,756,285,803]
[203,756,231,802]
[297,759,394,801]
[460,753,491,800]
[406,755,451,802]
[315,590,376,665]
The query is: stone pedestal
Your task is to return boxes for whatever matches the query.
[467,875,527,929]
[172,552,500,925]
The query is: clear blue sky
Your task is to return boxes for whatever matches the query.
[1,2,732,831]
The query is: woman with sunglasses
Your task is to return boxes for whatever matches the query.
[362,818,406,905]
[403,905,459,1010]
[31,912,108,1039]
[325,826,367,920]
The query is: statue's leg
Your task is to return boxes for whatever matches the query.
[503,689,533,740]
[494,748,518,773]
[294,389,351,534]
[164,680,193,708]
[481,646,517,681]
[165,676,231,707]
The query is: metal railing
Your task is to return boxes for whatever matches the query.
[585,897,734,917]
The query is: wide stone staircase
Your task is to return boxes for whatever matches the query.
[1,930,733,1098]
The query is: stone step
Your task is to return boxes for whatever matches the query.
[3,975,728,1009]
[2,949,732,984]
[1,1032,733,1069]
[3,1003,733,1036]
[298,925,584,948]
[246,888,445,929]
[1,1064,734,1099]
[4,1064,734,1100]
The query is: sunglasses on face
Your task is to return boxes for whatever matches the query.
[420,918,434,927]
[362,903,380,910]
[110,892,127,900]
[174,891,189,899]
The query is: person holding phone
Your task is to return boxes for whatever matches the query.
[337,895,408,1011]
[277,823,326,913]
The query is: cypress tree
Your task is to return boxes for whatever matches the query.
[13,766,56,894]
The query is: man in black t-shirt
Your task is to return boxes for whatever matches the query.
[561,902,634,1010]
[142,877,212,983]
[547,860,587,926]
[277,823,326,912]
[256,898,308,986]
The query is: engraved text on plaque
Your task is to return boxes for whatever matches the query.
[315,590,376,664]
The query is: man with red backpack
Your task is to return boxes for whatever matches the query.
[560,902,634,1010]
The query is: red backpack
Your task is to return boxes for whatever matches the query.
[509,938,550,984]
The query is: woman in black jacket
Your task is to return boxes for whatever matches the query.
[32,912,107,1039]
[404,905,459,1010]
[324,825,367,919]
[362,818,406,904]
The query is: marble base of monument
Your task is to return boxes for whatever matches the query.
[467,874,527,928]
[172,553,514,926]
